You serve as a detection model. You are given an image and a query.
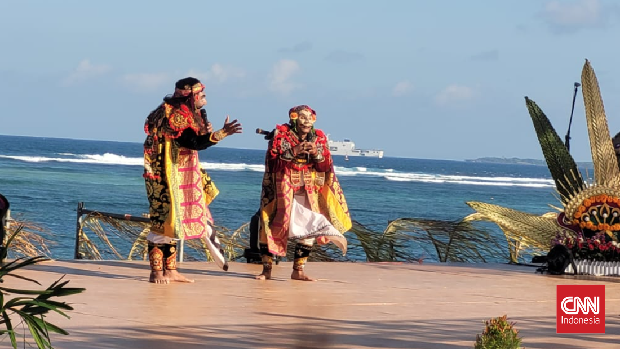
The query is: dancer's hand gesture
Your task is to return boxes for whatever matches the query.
[222,116,242,136]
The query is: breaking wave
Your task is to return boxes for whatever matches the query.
[0,153,554,188]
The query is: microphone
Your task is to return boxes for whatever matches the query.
[256,128,270,136]
[256,128,275,140]
[200,109,208,123]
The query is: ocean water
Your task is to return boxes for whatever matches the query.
[0,135,559,260]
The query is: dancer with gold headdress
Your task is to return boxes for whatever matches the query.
[143,77,242,284]
[256,105,351,281]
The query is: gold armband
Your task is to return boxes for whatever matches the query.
[209,129,227,143]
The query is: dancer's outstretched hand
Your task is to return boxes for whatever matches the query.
[221,116,242,136]
[212,116,242,141]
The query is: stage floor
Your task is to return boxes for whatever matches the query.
[5,260,619,348]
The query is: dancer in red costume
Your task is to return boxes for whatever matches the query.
[256,105,351,281]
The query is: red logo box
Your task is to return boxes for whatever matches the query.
[557,285,605,333]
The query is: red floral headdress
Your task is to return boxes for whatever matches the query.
[289,105,316,122]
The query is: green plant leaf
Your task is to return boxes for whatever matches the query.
[24,316,51,349]
[13,310,52,347]
[0,287,53,295]
[28,314,69,335]
[3,273,43,284]
[1,311,17,348]
[0,256,49,282]
[525,97,584,204]
[6,299,72,319]
[31,299,74,312]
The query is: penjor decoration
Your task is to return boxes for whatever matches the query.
[465,60,620,264]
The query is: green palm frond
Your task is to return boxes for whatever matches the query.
[524,97,584,202]
[0,226,85,349]
[0,256,49,281]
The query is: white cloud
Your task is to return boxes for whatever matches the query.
[62,59,111,85]
[121,73,170,91]
[210,63,245,82]
[187,64,246,84]
[119,64,245,93]
[268,59,301,95]
[434,84,478,106]
[392,81,413,97]
[542,0,605,32]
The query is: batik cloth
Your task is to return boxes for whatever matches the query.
[143,103,219,241]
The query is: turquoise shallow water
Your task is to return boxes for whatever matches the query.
[0,135,559,260]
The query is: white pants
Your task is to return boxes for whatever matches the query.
[146,232,175,244]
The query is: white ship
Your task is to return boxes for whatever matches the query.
[327,138,384,158]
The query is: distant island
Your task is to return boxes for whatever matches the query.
[466,157,593,168]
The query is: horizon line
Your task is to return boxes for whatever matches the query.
[0,133,594,163]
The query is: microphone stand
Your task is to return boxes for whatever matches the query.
[564,82,581,152]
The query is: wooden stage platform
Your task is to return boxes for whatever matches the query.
[5,261,620,348]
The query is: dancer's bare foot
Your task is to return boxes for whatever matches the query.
[291,269,316,281]
[149,270,169,284]
[255,269,272,280]
[164,270,194,283]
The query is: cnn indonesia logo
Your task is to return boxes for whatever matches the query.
[557,285,605,333]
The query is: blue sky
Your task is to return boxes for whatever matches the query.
[1,0,619,161]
